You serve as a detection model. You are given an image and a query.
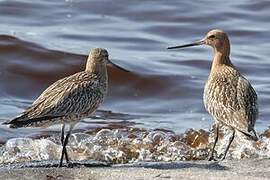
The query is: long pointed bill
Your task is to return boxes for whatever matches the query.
[167,39,205,49]
[108,59,129,72]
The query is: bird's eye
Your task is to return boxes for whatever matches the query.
[208,35,215,39]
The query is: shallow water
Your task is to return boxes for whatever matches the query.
[1,127,270,164]
[0,0,269,162]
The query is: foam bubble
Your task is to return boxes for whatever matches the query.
[0,127,269,164]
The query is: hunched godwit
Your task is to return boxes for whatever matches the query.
[3,48,127,167]
[168,29,258,160]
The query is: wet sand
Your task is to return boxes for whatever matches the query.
[0,159,269,180]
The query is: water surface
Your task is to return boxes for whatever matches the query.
[0,0,269,160]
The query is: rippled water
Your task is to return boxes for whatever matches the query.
[0,0,269,162]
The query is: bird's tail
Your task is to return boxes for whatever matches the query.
[2,114,28,128]
[239,129,259,141]
[2,114,62,128]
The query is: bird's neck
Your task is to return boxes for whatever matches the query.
[85,59,108,82]
[211,48,233,72]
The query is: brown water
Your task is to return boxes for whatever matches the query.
[0,0,270,162]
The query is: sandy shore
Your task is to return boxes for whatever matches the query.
[0,159,269,180]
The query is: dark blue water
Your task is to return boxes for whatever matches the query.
[0,0,269,141]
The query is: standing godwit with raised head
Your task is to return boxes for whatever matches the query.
[3,48,127,167]
[168,29,258,160]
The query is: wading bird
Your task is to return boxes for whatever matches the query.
[168,29,258,160]
[3,48,128,167]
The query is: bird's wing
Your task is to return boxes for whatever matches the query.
[6,72,102,125]
[205,72,258,137]
[236,76,258,131]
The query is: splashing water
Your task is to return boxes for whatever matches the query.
[0,126,269,165]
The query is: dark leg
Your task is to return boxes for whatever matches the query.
[208,124,219,161]
[60,124,65,144]
[59,124,74,167]
[60,124,69,164]
[221,128,235,160]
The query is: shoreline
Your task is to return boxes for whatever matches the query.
[0,159,269,180]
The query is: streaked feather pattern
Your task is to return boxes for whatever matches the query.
[4,48,109,128]
[203,64,258,138]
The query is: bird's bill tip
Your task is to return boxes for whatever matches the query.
[167,40,205,50]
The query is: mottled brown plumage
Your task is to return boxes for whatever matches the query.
[168,29,258,160]
[204,61,258,136]
[3,48,125,167]
[5,48,109,128]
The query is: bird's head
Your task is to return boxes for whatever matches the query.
[89,48,109,65]
[86,48,128,72]
[167,29,230,56]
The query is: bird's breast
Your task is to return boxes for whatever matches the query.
[203,67,240,114]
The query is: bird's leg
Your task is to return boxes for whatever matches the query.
[59,124,74,167]
[59,124,66,168]
[208,124,219,161]
[61,124,65,144]
[60,124,69,165]
[221,128,235,160]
